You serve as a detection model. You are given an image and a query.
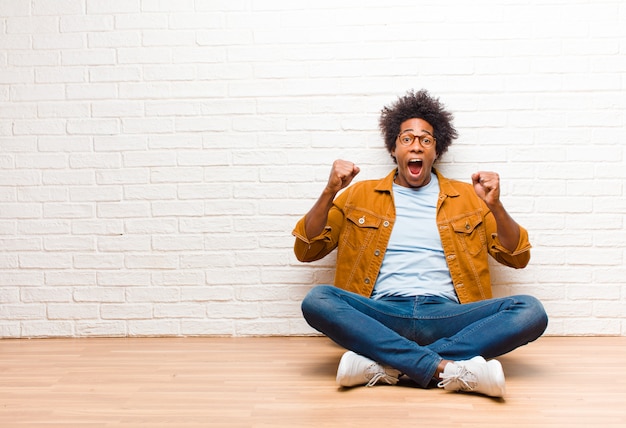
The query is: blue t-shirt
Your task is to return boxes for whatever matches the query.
[372,174,458,302]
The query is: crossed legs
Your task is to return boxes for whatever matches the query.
[301,285,548,388]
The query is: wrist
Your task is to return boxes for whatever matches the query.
[486,199,504,213]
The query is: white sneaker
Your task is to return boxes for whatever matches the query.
[437,356,506,398]
[336,351,402,387]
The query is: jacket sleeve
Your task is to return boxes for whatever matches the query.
[292,217,336,262]
[292,193,348,263]
[486,212,532,268]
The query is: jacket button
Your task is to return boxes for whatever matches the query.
[383,221,389,227]
[374,250,380,256]
[364,278,370,284]
[359,216,365,224]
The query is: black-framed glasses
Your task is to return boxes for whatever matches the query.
[397,131,436,149]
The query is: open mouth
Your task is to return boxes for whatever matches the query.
[408,159,423,176]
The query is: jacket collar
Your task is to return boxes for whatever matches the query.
[375,167,461,198]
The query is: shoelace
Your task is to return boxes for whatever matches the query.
[364,365,398,387]
[437,365,477,391]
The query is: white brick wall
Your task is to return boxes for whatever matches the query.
[1,0,625,338]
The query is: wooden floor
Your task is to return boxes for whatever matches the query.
[0,336,625,427]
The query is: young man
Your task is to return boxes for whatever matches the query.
[292,90,548,398]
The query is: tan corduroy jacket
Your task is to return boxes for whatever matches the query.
[292,168,531,304]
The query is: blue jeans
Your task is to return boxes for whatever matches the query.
[301,285,548,388]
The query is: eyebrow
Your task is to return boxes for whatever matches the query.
[400,128,434,136]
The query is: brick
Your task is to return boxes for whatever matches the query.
[114,14,167,30]
[128,320,180,336]
[44,236,94,251]
[180,254,233,269]
[45,271,95,286]
[0,69,33,86]
[32,0,84,15]
[150,167,203,183]
[118,48,171,65]
[97,202,150,218]
[73,287,125,303]
[71,220,123,235]
[0,0,30,16]
[21,321,74,338]
[38,136,91,152]
[86,0,140,14]
[101,304,152,320]
[42,171,94,186]
[123,219,177,234]
[126,287,179,303]
[0,204,41,219]
[124,254,178,269]
[62,49,116,66]
[122,118,174,134]
[69,153,121,169]
[66,83,117,101]
[88,31,141,48]
[48,303,99,320]
[154,303,205,318]
[95,169,149,185]
[123,184,177,200]
[8,53,58,67]
[142,0,194,12]
[97,235,151,252]
[177,184,231,200]
[168,13,224,29]
[13,119,66,135]
[18,220,71,235]
[179,217,232,233]
[114,149,167,168]
[0,272,43,287]
[60,15,113,32]
[149,134,202,149]
[36,68,86,84]
[142,29,196,46]
[0,303,45,320]
[180,319,233,336]
[73,254,124,270]
[19,253,73,269]
[94,136,148,152]
[96,271,150,287]
[236,319,290,336]
[33,33,84,50]
[89,66,141,83]
[67,119,120,135]
[180,286,234,302]
[75,321,127,337]
[92,101,143,119]
[0,323,20,338]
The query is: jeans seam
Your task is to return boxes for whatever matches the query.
[431,303,512,355]
[412,297,514,320]
[342,294,415,320]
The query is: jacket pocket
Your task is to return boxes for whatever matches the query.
[450,212,486,256]
[343,207,382,250]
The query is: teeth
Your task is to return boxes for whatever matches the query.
[409,159,422,164]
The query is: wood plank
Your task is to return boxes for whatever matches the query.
[0,337,624,427]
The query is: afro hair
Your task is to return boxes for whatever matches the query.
[379,89,458,162]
